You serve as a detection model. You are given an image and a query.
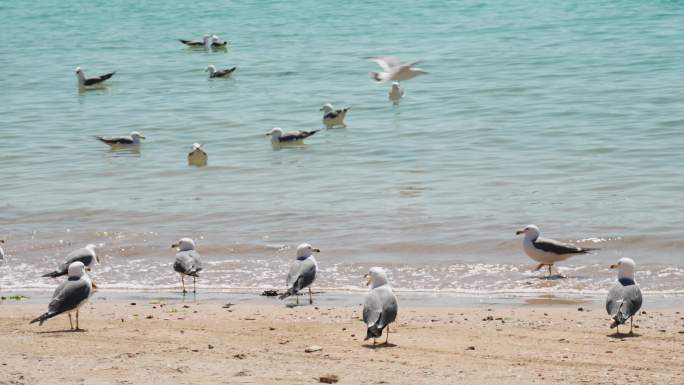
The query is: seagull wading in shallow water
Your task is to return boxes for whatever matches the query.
[320,103,351,128]
[606,257,642,334]
[95,131,145,146]
[75,67,115,88]
[31,261,94,330]
[363,267,398,345]
[369,56,427,83]
[266,127,319,147]
[278,244,320,305]
[388,81,404,104]
[516,224,598,276]
[172,238,203,294]
[42,244,99,278]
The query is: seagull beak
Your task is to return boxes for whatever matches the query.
[140,135,146,139]
[312,248,321,253]
[516,230,525,235]
[363,274,371,287]
[609,264,618,269]
[265,132,272,136]
[86,267,92,271]
[171,243,179,248]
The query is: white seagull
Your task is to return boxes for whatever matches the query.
[75,67,115,88]
[266,127,319,147]
[320,103,351,129]
[172,237,203,294]
[278,244,320,305]
[516,224,598,276]
[606,257,643,334]
[30,261,94,330]
[95,131,145,146]
[388,82,405,104]
[369,56,427,83]
[179,35,211,48]
[206,64,236,78]
[188,143,208,167]
[211,34,228,48]
[363,267,398,345]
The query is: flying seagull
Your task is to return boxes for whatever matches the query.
[606,257,642,335]
[388,82,405,105]
[278,243,320,305]
[172,237,203,294]
[30,261,94,330]
[0,239,5,260]
[363,267,398,345]
[266,127,319,147]
[95,131,145,146]
[368,56,427,83]
[75,67,115,88]
[206,64,236,78]
[320,103,351,129]
[188,143,208,167]
[516,224,598,276]
[42,244,99,278]
[179,35,211,48]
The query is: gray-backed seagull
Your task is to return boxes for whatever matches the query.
[172,237,203,294]
[606,257,642,334]
[363,267,398,345]
[516,224,598,276]
[278,243,320,305]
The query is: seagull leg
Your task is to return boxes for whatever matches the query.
[181,275,186,294]
[548,265,553,277]
[308,287,313,304]
[385,325,390,344]
[193,277,197,294]
[68,313,74,330]
[534,264,544,271]
[75,310,80,330]
[630,316,634,334]
[296,294,299,305]
[373,338,376,346]
[616,324,620,335]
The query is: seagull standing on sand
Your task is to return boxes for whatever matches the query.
[320,103,351,128]
[369,56,427,83]
[179,35,211,48]
[188,143,208,167]
[516,224,598,276]
[30,261,93,330]
[95,131,145,146]
[266,128,319,147]
[363,267,398,345]
[606,257,642,334]
[75,67,115,88]
[388,82,404,104]
[278,244,320,305]
[206,64,236,78]
[172,238,203,294]
[42,244,99,278]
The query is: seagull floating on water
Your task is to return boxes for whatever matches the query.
[369,56,427,83]
[516,224,598,276]
[30,261,94,330]
[363,267,398,345]
[210,34,228,48]
[320,103,351,129]
[188,143,208,167]
[75,67,115,88]
[606,257,642,335]
[266,127,319,147]
[42,244,99,278]
[172,238,203,294]
[179,35,211,48]
[388,82,405,104]
[279,244,320,305]
[96,131,145,146]
[206,64,236,78]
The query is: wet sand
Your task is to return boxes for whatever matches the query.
[0,296,683,385]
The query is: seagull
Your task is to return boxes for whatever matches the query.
[206,64,236,78]
[606,258,643,335]
[369,56,427,83]
[188,143,208,167]
[266,127,319,147]
[0,239,5,260]
[30,261,94,330]
[95,131,145,146]
[211,34,228,48]
[278,244,320,305]
[516,224,598,276]
[388,82,405,104]
[179,35,211,48]
[75,67,115,88]
[172,238,203,294]
[320,103,351,129]
[42,244,99,278]
[363,267,398,345]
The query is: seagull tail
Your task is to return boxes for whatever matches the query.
[30,312,54,326]
[101,72,116,80]
[41,270,64,278]
[365,324,384,340]
[610,302,629,327]
[579,247,600,253]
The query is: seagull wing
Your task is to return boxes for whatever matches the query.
[83,72,115,86]
[532,237,592,255]
[369,56,402,72]
[285,258,317,294]
[606,279,642,325]
[174,250,203,276]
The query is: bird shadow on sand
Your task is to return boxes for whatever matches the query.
[35,328,87,334]
[362,342,397,350]
[608,331,641,339]
[537,274,568,280]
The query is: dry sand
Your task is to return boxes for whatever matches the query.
[0,296,683,385]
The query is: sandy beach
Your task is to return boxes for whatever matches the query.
[1,295,682,385]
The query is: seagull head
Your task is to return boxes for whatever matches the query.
[75,67,82,74]
[516,224,540,239]
[130,131,146,141]
[296,243,320,258]
[266,127,284,138]
[610,257,636,280]
[364,267,389,288]
[67,261,86,278]
[319,103,334,113]
[172,237,196,252]
[206,64,216,73]
[391,82,401,90]
[85,244,99,264]
[192,143,202,150]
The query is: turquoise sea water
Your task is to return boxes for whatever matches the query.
[1,1,684,297]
